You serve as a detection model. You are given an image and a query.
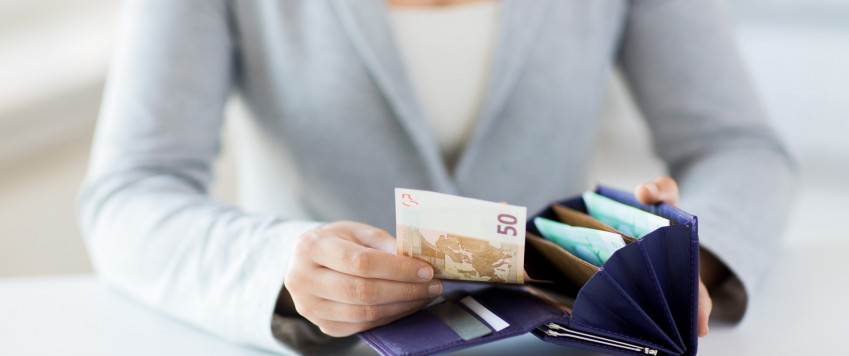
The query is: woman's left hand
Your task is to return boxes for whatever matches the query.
[635,176,712,337]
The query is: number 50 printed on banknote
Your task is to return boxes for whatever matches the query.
[395,188,527,284]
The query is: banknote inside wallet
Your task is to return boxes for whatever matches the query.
[551,204,637,244]
[524,204,642,297]
[525,233,598,293]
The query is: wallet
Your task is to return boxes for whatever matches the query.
[359,186,699,355]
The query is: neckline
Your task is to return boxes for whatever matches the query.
[386,0,497,11]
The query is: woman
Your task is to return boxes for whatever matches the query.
[79,0,796,354]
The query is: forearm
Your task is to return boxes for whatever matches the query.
[85,0,346,353]
[618,0,798,318]
[78,172,323,352]
[675,145,797,320]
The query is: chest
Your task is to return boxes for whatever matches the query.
[229,0,628,128]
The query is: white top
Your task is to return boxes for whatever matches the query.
[387,1,500,169]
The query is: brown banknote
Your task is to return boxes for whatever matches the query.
[395,188,527,284]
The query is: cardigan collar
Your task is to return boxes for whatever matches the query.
[332,0,552,192]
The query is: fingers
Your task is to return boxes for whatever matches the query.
[635,176,680,207]
[309,233,435,282]
[697,278,713,337]
[308,297,434,323]
[286,222,442,337]
[308,267,442,305]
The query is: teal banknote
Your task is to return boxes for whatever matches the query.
[582,192,670,238]
[533,217,626,267]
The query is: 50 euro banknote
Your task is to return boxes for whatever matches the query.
[395,188,527,284]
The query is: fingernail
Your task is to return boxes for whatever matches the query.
[418,266,433,280]
[428,281,442,296]
[644,182,659,196]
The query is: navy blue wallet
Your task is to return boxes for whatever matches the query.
[359,186,699,355]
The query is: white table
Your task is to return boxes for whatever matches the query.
[1,243,846,356]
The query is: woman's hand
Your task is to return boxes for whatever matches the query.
[283,221,442,337]
[635,177,713,337]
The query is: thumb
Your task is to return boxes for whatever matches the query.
[698,278,713,337]
[635,176,680,207]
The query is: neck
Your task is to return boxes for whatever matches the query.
[386,0,491,8]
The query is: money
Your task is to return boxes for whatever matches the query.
[582,192,670,238]
[533,217,626,267]
[395,188,527,284]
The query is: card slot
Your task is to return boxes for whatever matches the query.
[361,286,571,356]
[466,287,570,329]
[427,300,494,341]
[551,204,638,244]
[525,232,598,292]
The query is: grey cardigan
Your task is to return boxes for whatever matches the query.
[79,0,796,354]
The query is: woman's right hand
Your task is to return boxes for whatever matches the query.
[283,221,443,337]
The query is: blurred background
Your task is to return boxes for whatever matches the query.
[0,0,847,277]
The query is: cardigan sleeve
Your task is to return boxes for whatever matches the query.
[618,0,798,321]
[77,0,339,353]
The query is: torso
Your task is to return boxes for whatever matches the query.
[387,0,500,169]
[228,1,629,229]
